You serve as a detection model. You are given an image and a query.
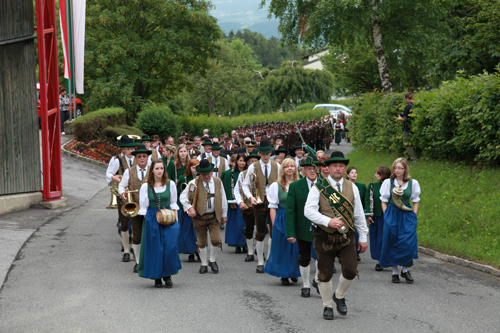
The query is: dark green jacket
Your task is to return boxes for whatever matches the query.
[220,169,241,202]
[355,182,367,210]
[286,177,314,241]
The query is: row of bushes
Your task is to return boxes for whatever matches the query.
[177,108,330,138]
[350,67,500,165]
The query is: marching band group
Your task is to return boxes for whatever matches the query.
[105,127,420,320]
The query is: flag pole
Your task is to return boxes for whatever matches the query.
[66,0,75,120]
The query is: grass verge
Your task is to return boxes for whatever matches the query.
[346,148,500,269]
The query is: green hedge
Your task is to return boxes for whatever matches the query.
[72,107,143,142]
[135,104,179,140]
[178,109,330,138]
[350,68,500,165]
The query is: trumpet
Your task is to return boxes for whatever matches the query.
[106,181,120,209]
[249,173,263,205]
[121,187,140,217]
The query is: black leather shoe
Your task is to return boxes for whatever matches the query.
[188,254,195,262]
[235,247,242,254]
[291,278,298,283]
[256,265,264,273]
[301,288,310,298]
[333,264,337,273]
[357,253,361,261]
[163,276,173,288]
[333,293,347,316]
[375,264,383,271]
[133,263,138,273]
[122,253,130,262]
[323,307,334,320]
[199,265,208,274]
[401,270,414,284]
[154,279,162,288]
[312,279,320,295]
[392,274,400,283]
[281,278,290,285]
[245,255,254,262]
[209,261,219,274]
[242,246,248,253]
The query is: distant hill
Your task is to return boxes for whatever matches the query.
[211,0,281,38]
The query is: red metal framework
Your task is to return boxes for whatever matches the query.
[36,0,62,201]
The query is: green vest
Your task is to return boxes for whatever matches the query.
[389,178,413,207]
[147,181,171,208]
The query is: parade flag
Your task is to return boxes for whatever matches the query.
[71,0,86,94]
[59,0,71,79]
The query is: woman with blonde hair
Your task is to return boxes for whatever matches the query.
[379,158,421,283]
[161,144,176,170]
[167,144,188,184]
[264,158,300,285]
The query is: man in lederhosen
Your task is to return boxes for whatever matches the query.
[106,135,136,259]
[118,144,151,273]
[234,151,260,262]
[304,151,368,320]
[242,140,281,273]
[286,156,317,298]
[179,159,228,274]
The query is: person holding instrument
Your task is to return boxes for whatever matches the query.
[137,159,181,288]
[379,158,421,283]
[304,151,368,320]
[365,166,391,271]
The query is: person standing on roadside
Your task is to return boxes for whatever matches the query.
[398,92,418,161]
[59,87,70,135]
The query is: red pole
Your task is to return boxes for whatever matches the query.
[36,0,63,201]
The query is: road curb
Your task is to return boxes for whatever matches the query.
[61,139,107,168]
[419,246,500,277]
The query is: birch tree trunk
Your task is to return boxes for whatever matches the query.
[370,0,393,93]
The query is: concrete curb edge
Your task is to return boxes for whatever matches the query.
[418,246,500,277]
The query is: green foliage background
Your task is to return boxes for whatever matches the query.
[135,104,180,140]
[350,68,500,165]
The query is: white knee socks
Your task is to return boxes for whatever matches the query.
[314,260,319,283]
[335,274,354,299]
[209,244,218,262]
[199,247,208,266]
[132,244,141,264]
[392,266,399,275]
[318,280,333,308]
[121,231,130,253]
[401,266,408,273]
[256,240,265,265]
[246,239,254,255]
[300,265,311,288]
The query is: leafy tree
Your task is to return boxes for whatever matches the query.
[187,39,258,115]
[262,0,453,92]
[135,104,179,139]
[84,0,222,122]
[257,61,334,111]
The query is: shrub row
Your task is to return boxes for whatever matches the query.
[177,108,330,138]
[350,68,500,165]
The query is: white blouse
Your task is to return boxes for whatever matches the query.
[138,182,179,215]
[267,182,286,209]
[380,178,421,203]
[233,172,245,205]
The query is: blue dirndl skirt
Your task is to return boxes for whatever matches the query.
[225,205,246,246]
[178,210,197,254]
[138,207,182,279]
[264,207,300,278]
[379,204,418,267]
[369,215,384,260]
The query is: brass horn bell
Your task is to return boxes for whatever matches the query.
[107,181,120,209]
[392,187,413,212]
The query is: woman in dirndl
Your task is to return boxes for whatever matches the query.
[138,159,182,288]
[221,153,247,253]
[167,144,188,185]
[365,166,391,271]
[379,158,421,284]
[334,119,343,145]
[177,158,200,262]
[264,158,301,285]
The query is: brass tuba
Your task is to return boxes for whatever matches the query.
[121,187,140,217]
[249,173,263,204]
[106,181,120,209]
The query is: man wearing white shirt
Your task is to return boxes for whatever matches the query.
[234,152,260,262]
[304,151,368,320]
[180,159,228,274]
[197,139,213,160]
[242,140,281,273]
[207,143,229,178]
[118,145,151,272]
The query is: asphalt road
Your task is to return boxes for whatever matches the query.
[1,138,499,332]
